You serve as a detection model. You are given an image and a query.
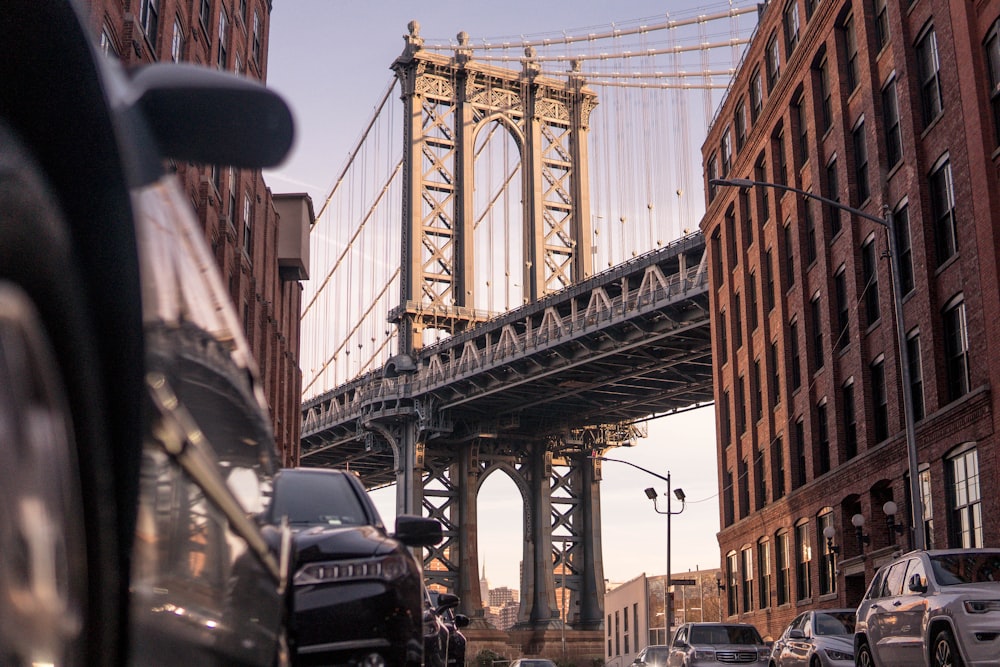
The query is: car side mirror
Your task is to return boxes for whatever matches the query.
[393,515,443,547]
[454,613,471,628]
[129,62,294,168]
[788,629,806,639]
[907,572,928,593]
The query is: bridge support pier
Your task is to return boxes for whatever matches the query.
[574,451,606,630]
[519,443,562,629]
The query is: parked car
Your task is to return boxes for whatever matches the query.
[0,1,295,665]
[854,548,1000,667]
[511,659,557,667]
[633,644,671,667]
[667,622,770,666]
[425,591,470,667]
[770,609,855,667]
[263,467,443,666]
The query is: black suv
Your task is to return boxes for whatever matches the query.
[264,468,442,667]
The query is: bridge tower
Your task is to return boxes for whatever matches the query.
[388,22,605,631]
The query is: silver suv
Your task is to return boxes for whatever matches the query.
[667,622,770,666]
[854,548,1000,667]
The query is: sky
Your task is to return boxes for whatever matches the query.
[263,1,745,591]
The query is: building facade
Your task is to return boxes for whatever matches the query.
[79,0,309,464]
[701,0,1000,640]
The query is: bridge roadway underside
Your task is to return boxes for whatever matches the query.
[298,234,714,632]
[300,234,714,487]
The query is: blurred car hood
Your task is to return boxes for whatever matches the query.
[292,524,396,562]
[814,635,854,653]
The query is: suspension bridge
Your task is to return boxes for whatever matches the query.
[296,1,758,642]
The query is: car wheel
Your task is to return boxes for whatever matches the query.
[931,629,963,667]
[0,118,121,665]
[855,638,875,667]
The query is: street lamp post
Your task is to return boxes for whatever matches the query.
[592,455,685,642]
[709,177,925,550]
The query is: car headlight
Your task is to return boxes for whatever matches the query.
[964,600,1000,614]
[692,649,716,660]
[757,648,771,660]
[824,648,853,661]
[293,554,411,585]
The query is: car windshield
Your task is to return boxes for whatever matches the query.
[271,472,368,526]
[930,552,1000,585]
[813,612,855,635]
[689,625,763,645]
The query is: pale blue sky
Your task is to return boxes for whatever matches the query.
[265,1,748,590]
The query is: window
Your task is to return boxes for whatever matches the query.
[211,164,221,193]
[795,521,812,600]
[707,154,719,202]
[737,375,747,435]
[919,468,935,549]
[754,154,769,226]
[734,292,743,349]
[770,341,781,405]
[228,167,238,222]
[817,510,836,595]
[930,157,958,264]
[834,267,849,350]
[753,358,763,422]
[894,203,914,295]
[775,530,791,605]
[721,128,732,177]
[749,272,759,332]
[862,235,880,326]
[239,0,248,22]
[804,199,817,264]
[217,7,229,69]
[907,330,925,421]
[772,435,786,499]
[916,27,944,126]
[750,68,763,123]
[784,221,795,287]
[805,0,820,20]
[719,308,728,365]
[843,14,859,91]
[790,319,802,390]
[726,206,738,269]
[242,193,253,256]
[815,400,830,475]
[140,0,159,45]
[948,447,982,547]
[739,457,750,519]
[773,128,788,186]
[943,298,970,401]
[758,539,771,609]
[252,9,262,64]
[171,18,183,62]
[986,20,1000,146]
[721,389,732,447]
[754,445,767,509]
[810,293,824,371]
[852,118,870,204]
[724,469,735,527]
[793,418,806,488]
[200,0,211,33]
[766,32,781,91]
[795,92,809,166]
[874,0,889,51]
[735,100,748,152]
[871,356,888,442]
[824,157,841,236]
[765,249,775,312]
[726,551,739,616]
[784,0,800,55]
[842,380,857,459]
[818,56,832,132]
[742,547,755,612]
[882,78,902,168]
[712,230,723,287]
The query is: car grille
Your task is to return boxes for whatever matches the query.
[716,650,760,663]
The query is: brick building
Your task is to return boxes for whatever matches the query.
[700,0,1000,639]
[78,0,309,464]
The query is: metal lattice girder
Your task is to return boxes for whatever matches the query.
[422,451,460,592]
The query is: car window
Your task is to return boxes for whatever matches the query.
[671,626,686,645]
[930,552,1000,585]
[904,557,927,591]
[271,472,368,526]
[786,613,806,636]
[880,560,909,597]
[865,567,887,600]
[689,625,762,645]
[814,612,854,635]
[801,615,813,637]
